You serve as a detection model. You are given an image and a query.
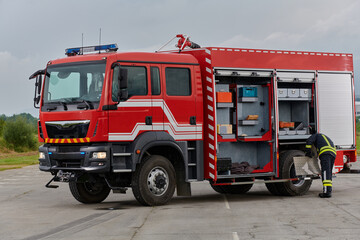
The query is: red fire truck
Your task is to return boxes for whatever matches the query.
[30,35,356,206]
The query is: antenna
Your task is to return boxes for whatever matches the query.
[99,28,102,54]
[81,33,84,55]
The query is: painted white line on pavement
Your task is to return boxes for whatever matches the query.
[223,195,230,209]
[232,232,239,240]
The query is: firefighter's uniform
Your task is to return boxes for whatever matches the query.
[305,133,336,198]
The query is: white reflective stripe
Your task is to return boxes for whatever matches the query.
[208,124,214,131]
[205,58,211,64]
[207,95,213,102]
[209,153,215,160]
[209,163,215,170]
[209,172,215,179]
[206,77,212,83]
[109,123,201,141]
[208,105,213,111]
[209,134,214,140]
[208,114,214,121]
[209,144,214,150]
[206,67,212,74]
[110,99,202,141]
[207,86,212,92]
[205,49,211,55]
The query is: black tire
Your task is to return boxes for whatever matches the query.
[210,183,227,194]
[265,182,281,196]
[273,150,312,196]
[69,180,111,204]
[132,155,176,206]
[210,179,253,194]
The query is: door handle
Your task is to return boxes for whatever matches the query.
[145,116,152,125]
[190,116,196,125]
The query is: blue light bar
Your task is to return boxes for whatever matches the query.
[65,43,118,56]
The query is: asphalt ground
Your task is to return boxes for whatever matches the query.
[1,163,360,240]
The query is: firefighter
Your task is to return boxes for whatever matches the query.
[305,132,336,198]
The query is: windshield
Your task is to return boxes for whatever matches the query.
[43,61,106,105]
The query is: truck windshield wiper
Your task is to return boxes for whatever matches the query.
[75,100,94,110]
[46,101,68,111]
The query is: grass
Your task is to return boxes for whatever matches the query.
[0,151,38,171]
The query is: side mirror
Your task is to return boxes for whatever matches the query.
[29,70,45,109]
[111,63,129,102]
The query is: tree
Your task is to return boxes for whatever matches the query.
[2,117,37,152]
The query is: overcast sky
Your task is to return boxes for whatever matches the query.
[1,0,360,117]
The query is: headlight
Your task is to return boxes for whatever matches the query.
[39,152,45,159]
[92,152,107,159]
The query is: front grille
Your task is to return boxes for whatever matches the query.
[58,146,81,152]
[46,121,89,138]
[56,159,82,168]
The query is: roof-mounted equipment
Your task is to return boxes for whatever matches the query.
[65,43,118,56]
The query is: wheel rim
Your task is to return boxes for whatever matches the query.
[83,182,105,195]
[147,167,169,196]
[290,162,305,187]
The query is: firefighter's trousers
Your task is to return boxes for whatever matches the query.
[319,154,335,194]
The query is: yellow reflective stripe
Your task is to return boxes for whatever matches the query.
[323,183,332,187]
[322,134,331,146]
[323,180,332,183]
[305,145,312,148]
[319,148,337,156]
[320,146,336,151]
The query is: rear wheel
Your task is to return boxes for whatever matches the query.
[132,155,176,206]
[269,150,312,196]
[69,179,111,204]
[210,179,253,194]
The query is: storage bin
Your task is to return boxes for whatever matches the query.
[217,124,233,134]
[287,88,300,98]
[278,88,287,98]
[299,88,311,98]
[239,87,257,97]
[216,92,232,103]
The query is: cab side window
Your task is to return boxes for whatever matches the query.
[112,65,148,101]
[165,68,191,96]
[151,67,161,95]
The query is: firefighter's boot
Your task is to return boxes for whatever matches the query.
[318,192,331,198]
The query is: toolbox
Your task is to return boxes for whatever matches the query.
[239,87,257,97]
[216,91,232,103]
[217,124,233,134]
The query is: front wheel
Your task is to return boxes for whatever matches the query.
[132,155,176,206]
[69,179,111,204]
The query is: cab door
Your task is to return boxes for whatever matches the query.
[161,64,198,141]
[108,63,152,141]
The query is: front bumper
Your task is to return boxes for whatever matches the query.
[39,144,111,173]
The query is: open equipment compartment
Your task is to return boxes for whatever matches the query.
[276,71,316,141]
[214,69,275,177]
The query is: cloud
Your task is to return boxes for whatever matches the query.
[0,51,38,116]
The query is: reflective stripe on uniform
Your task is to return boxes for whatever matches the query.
[323,180,332,187]
[319,135,336,156]
[305,145,312,148]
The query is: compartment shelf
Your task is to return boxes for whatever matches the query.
[216,102,234,108]
[238,97,258,102]
[239,120,258,126]
[278,97,311,101]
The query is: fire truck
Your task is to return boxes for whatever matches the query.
[30,35,356,206]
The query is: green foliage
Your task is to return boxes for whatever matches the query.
[2,117,38,152]
[0,118,5,136]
